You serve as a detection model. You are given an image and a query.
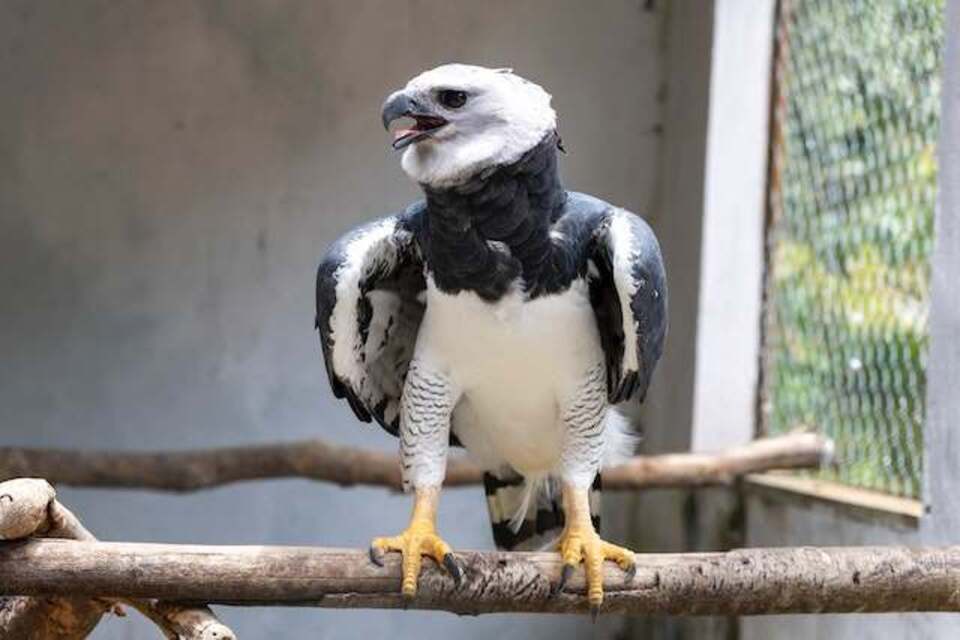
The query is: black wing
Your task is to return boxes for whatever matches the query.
[315,209,426,436]
[588,208,668,403]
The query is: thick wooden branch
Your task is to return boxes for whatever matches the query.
[0,540,957,616]
[0,432,831,493]
[0,479,235,640]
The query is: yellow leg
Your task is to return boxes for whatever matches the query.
[369,486,463,598]
[555,481,636,614]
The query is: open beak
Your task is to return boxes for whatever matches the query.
[381,91,448,150]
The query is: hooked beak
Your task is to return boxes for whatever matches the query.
[381,90,448,150]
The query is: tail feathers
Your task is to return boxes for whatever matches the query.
[484,470,602,551]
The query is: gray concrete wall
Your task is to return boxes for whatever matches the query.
[0,1,670,638]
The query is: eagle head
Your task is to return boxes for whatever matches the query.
[381,64,557,188]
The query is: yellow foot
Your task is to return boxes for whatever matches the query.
[369,522,464,598]
[555,524,637,615]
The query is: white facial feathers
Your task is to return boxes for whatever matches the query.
[397,64,557,187]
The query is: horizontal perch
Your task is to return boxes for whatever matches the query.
[1,540,958,616]
[0,431,831,493]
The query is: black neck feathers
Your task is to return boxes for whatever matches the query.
[419,132,567,301]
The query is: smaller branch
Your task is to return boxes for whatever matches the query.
[46,501,96,542]
[0,478,235,640]
[126,601,234,640]
[0,592,109,640]
[603,431,834,489]
[0,432,832,493]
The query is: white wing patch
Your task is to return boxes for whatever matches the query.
[608,209,641,374]
[329,218,403,391]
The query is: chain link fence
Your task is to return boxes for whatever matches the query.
[760,0,945,498]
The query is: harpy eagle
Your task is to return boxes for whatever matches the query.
[315,64,667,610]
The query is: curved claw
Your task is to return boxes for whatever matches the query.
[554,563,576,595]
[369,545,385,567]
[443,553,465,586]
[623,561,637,583]
[590,605,600,623]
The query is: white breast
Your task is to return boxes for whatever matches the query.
[414,277,605,475]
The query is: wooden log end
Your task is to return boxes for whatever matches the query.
[0,478,56,540]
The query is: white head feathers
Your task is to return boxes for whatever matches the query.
[387,64,557,188]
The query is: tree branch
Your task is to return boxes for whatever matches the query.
[0,479,235,640]
[0,593,109,640]
[0,540,957,615]
[0,432,831,493]
[0,479,109,639]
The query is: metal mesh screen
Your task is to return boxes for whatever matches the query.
[760,0,945,498]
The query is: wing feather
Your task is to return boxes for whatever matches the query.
[315,211,426,436]
[589,208,667,404]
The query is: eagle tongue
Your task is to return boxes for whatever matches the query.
[392,128,430,150]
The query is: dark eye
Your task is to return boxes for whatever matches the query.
[437,89,468,109]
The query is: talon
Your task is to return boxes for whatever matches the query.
[555,490,638,613]
[370,486,456,600]
[624,561,637,583]
[443,553,464,586]
[590,605,600,623]
[555,563,575,595]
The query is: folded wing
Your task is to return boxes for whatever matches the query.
[315,211,426,436]
[589,209,668,404]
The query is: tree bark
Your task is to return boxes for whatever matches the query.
[0,595,109,640]
[0,478,235,640]
[0,432,830,493]
[2,540,958,616]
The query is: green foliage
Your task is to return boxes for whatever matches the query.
[763,0,944,497]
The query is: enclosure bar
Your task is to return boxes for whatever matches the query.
[2,540,959,616]
[0,432,830,493]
